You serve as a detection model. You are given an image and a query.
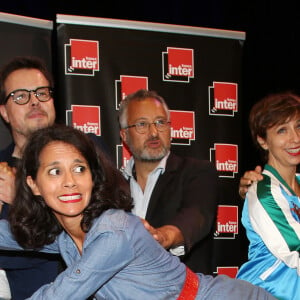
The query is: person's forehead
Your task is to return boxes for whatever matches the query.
[128,98,167,119]
[39,141,84,164]
[5,68,49,91]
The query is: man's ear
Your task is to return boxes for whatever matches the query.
[0,105,9,123]
[26,176,41,196]
[120,129,128,143]
[257,136,268,150]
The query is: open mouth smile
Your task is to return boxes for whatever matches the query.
[58,193,82,203]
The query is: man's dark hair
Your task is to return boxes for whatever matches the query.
[0,56,53,104]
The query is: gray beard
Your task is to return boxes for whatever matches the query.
[138,153,166,162]
[130,145,169,162]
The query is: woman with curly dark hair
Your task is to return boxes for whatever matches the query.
[9,123,132,249]
[0,124,275,299]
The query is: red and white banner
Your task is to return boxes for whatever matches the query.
[55,14,246,273]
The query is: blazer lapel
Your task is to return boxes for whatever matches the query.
[145,153,182,221]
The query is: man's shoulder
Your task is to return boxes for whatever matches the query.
[167,152,216,171]
[0,143,14,162]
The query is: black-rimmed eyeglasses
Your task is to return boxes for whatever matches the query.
[124,120,171,134]
[4,86,53,105]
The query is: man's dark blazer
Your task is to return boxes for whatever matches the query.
[145,152,219,274]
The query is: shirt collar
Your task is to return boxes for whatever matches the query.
[122,151,170,179]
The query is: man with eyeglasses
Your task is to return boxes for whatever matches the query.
[119,89,219,274]
[0,56,111,299]
[0,56,60,300]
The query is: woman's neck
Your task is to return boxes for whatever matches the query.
[57,214,85,255]
[268,162,299,195]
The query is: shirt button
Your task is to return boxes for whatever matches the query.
[76,269,81,274]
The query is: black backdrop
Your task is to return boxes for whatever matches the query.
[55,15,245,275]
[1,1,300,171]
[0,12,246,276]
[0,1,300,277]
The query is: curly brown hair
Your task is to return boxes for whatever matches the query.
[9,124,133,249]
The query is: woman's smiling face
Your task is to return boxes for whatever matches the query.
[257,117,300,172]
[26,141,93,223]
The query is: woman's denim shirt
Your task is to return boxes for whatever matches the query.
[0,209,186,299]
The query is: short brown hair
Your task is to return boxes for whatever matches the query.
[249,92,300,160]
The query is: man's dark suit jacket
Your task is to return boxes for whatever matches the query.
[145,153,219,274]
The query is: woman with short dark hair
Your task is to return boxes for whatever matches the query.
[237,92,300,300]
